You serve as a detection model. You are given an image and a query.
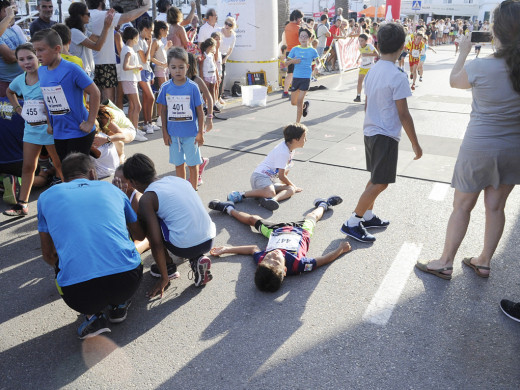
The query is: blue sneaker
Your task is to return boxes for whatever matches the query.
[227,191,243,203]
[363,215,390,229]
[77,314,111,339]
[340,222,376,243]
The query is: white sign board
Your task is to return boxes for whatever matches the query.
[219,0,256,51]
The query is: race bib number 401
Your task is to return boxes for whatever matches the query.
[21,100,47,126]
[41,86,71,115]
[166,95,193,122]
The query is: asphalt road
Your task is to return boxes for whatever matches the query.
[1,43,519,389]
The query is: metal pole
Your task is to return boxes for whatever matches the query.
[57,0,62,22]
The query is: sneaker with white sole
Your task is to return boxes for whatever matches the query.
[227,191,243,203]
[150,262,180,279]
[208,199,235,213]
[134,131,148,142]
[108,300,131,323]
[189,256,212,287]
[77,314,111,339]
[144,124,154,134]
[150,122,160,131]
[500,299,520,323]
[363,215,390,229]
[340,222,376,242]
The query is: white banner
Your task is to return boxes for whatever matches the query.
[219,0,256,51]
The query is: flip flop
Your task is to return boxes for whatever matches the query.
[462,257,490,278]
[415,260,453,280]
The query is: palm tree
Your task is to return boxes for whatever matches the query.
[335,0,349,18]
[278,0,289,41]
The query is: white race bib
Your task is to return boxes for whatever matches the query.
[21,100,47,126]
[361,56,373,66]
[265,232,301,252]
[411,49,420,58]
[41,86,71,115]
[166,95,193,122]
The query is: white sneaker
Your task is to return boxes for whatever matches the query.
[144,124,154,134]
[150,122,160,131]
[134,131,148,142]
[155,116,162,127]
[215,102,224,110]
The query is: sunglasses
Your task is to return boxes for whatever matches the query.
[225,22,233,27]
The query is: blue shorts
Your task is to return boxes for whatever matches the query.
[169,136,202,167]
[140,69,154,82]
[290,77,310,91]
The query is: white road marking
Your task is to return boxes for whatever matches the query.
[428,183,450,201]
[363,242,423,326]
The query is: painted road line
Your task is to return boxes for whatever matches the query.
[363,242,423,326]
[428,183,450,202]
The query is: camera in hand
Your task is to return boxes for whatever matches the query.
[471,31,492,43]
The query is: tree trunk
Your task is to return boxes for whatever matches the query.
[335,0,350,19]
[277,0,289,42]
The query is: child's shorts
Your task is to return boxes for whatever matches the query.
[203,74,217,84]
[359,67,370,75]
[140,69,154,82]
[121,80,138,95]
[290,77,310,91]
[409,58,420,67]
[169,135,202,167]
[399,51,408,60]
[364,134,398,184]
[250,172,274,190]
[254,217,316,239]
[155,66,168,78]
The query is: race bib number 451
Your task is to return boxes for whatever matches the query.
[41,86,71,115]
[166,95,193,122]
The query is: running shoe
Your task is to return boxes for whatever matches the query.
[411,84,415,91]
[150,122,161,131]
[144,124,154,134]
[410,73,413,79]
[77,314,111,339]
[208,199,235,213]
[213,105,221,113]
[150,262,180,279]
[2,175,21,205]
[199,157,209,176]
[156,116,162,127]
[302,101,310,117]
[353,96,361,102]
[419,77,423,82]
[363,215,390,229]
[189,256,212,287]
[49,176,62,186]
[108,300,131,323]
[313,195,343,210]
[3,202,28,217]
[340,222,376,243]
[500,300,520,323]
[227,191,243,203]
[258,197,279,211]
[134,131,148,142]
[282,91,290,98]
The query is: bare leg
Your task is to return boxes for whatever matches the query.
[353,180,388,217]
[102,87,115,103]
[127,94,141,130]
[284,73,293,93]
[139,81,154,124]
[294,89,306,123]
[175,164,186,180]
[17,143,42,203]
[305,204,325,222]
[45,144,63,181]
[229,208,262,227]
[188,165,199,190]
[115,83,124,109]
[273,184,296,202]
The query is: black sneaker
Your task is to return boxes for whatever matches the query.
[108,300,131,323]
[363,215,390,229]
[500,300,520,323]
[282,91,290,98]
[340,222,376,242]
[302,101,310,117]
[150,262,180,279]
[313,197,329,209]
[258,197,279,211]
[326,195,343,207]
[77,314,111,339]
[213,105,221,113]
[208,199,235,213]
[189,256,212,287]
[353,96,361,102]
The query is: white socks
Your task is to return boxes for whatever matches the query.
[346,212,363,227]
[363,210,374,221]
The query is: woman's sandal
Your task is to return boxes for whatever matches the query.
[3,203,28,217]
[415,260,453,280]
[462,257,490,278]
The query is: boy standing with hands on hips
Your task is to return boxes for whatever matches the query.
[157,47,208,190]
[340,23,422,243]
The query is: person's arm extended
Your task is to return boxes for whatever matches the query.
[80,83,100,133]
[39,232,59,266]
[278,168,301,192]
[396,98,422,160]
[118,0,151,25]
[138,192,170,297]
[127,220,145,241]
[0,44,16,64]
[315,241,351,267]
[284,57,301,65]
[180,1,195,26]
[80,10,115,51]
[450,35,471,89]
[194,76,213,131]
[210,245,260,256]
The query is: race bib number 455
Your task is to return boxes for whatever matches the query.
[166,95,193,122]
[41,86,71,115]
[21,100,47,126]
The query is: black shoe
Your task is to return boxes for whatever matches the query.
[302,101,310,117]
[189,256,212,287]
[500,300,520,323]
[363,215,390,229]
[353,96,361,102]
[282,91,290,98]
[213,105,221,113]
[340,222,376,242]
[108,300,131,323]
[327,195,343,207]
[77,314,111,339]
[150,262,179,279]
[208,199,235,213]
[258,197,279,211]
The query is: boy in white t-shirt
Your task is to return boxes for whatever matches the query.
[340,23,422,243]
[227,123,307,211]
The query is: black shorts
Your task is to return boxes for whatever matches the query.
[290,77,310,91]
[364,134,398,184]
[60,264,143,315]
[54,131,95,162]
[158,217,213,260]
[94,64,118,89]
[399,51,408,59]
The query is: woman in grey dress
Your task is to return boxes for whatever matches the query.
[416,0,520,280]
